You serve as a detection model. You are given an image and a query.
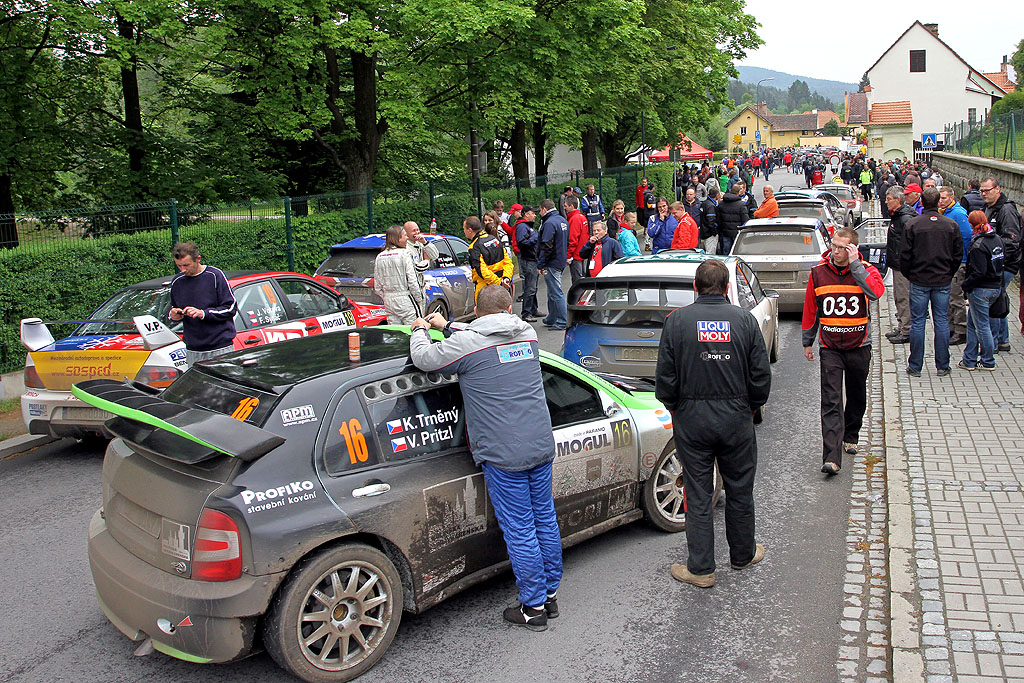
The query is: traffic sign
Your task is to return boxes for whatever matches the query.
[829,154,840,167]
[921,133,937,149]
[754,130,761,139]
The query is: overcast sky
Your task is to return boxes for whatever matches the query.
[737,1,1023,85]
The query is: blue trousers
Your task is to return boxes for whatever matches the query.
[908,283,951,372]
[964,287,1000,367]
[520,259,539,317]
[542,267,567,328]
[989,271,1014,345]
[481,461,563,608]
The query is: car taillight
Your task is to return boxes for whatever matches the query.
[24,364,44,388]
[192,509,242,582]
[135,365,180,388]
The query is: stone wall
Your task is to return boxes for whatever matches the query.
[931,151,1024,206]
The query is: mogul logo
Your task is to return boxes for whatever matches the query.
[241,480,317,513]
[697,320,731,342]
[556,432,611,458]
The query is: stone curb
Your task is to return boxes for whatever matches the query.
[0,433,56,459]
[879,291,926,682]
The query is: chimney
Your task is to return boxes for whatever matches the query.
[1002,55,1008,76]
[923,23,938,37]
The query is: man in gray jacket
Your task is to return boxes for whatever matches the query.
[409,285,562,631]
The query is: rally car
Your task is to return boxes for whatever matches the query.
[75,327,720,682]
[20,272,387,439]
[314,234,478,321]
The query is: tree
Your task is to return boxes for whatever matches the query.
[823,119,840,136]
[1010,38,1023,87]
[991,91,1024,117]
[858,72,870,93]
[788,80,811,110]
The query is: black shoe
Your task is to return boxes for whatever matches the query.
[889,334,911,344]
[949,334,967,345]
[515,295,524,302]
[503,603,548,631]
[998,343,1011,352]
[885,330,899,339]
[906,366,921,377]
[821,462,840,475]
[521,314,537,322]
[936,367,951,377]
[544,594,559,619]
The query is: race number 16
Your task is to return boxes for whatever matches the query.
[339,418,369,464]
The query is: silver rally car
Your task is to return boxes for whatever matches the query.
[75,327,720,682]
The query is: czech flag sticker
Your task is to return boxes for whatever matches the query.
[386,419,403,434]
[390,437,407,453]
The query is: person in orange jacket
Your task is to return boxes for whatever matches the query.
[753,185,779,219]
[670,202,699,249]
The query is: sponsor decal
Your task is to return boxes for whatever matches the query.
[28,403,47,416]
[241,480,317,514]
[161,520,191,561]
[391,437,408,453]
[641,452,657,469]
[231,397,259,421]
[579,355,602,369]
[697,320,731,342]
[497,341,534,363]
[264,328,304,343]
[556,431,611,458]
[654,409,672,429]
[316,311,356,332]
[386,419,404,434]
[586,458,602,481]
[169,347,188,368]
[424,474,488,552]
[700,351,732,361]
[24,391,39,397]
[280,404,317,427]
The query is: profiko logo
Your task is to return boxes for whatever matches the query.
[697,320,730,342]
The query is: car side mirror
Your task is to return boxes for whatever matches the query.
[605,402,622,418]
[763,289,780,299]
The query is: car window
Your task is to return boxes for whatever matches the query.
[733,230,821,256]
[315,249,376,278]
[276,279,342,318]
[739,262,765,303]
[233,281,287,330]
[366,377,466,462]
[573,282,696,327]
[433,240,457,269]
[449,239,471,267]
[777,205,828,223]
[323,390,381,475]
[734,269,757,310]
[542,367,605,429]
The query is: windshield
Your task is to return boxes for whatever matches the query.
[778,205,829,223]
[316,249,378,278]
[575,284,696,326]
[79,286,182,336]
[828,187,855,200]
[733,230,821,255]
[161,370,277,425]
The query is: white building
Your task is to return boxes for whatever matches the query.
[865,21,1008,152]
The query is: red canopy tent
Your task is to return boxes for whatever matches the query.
[648,135,714,163]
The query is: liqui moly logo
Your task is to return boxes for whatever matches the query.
[697,320,731,342]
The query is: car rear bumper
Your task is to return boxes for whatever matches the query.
[22,390,113,438]
[773,288,807,312]
[88,509,286,663]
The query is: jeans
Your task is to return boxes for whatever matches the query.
[481,462,563,608]
[569,259,584,286]
[520,259,539,317]
[542,267,567,328]
[717,235,735,256]
[964,287,1000,367]
[989,270,1015,345]
[908,283,951,372]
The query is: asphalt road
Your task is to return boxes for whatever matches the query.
[0,166,855,683]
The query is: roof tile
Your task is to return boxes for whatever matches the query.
[867,101,913,125]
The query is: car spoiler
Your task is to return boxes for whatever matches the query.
[20,315,180,352]
[71,378,285,463]
[566,276,694,312]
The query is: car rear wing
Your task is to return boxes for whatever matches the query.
[854,218,890,277]
[20,315,180,352]
[71,378,285,463]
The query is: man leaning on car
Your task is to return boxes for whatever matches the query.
[408,284,563,631]
[168,242,238,367]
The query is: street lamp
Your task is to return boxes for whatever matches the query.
[756,77,774,150]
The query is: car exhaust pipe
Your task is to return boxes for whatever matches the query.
[134,638,155,657]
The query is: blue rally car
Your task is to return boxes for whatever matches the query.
[314,234,477,321]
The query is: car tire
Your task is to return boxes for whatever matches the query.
[263,543,403,683]
[426,299,449,322]
[643,442,723,532]
[769,325,779,363]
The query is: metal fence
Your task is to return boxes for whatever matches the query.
[943,108,1022,162]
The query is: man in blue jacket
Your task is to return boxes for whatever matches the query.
[410,286,561,631]
[939,186,973,345]
[537,199,569,330]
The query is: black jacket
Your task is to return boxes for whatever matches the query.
[899,209,963,287]
[700,198,718,239]
[468,232,507,280]
[959,189,985,214]
[985,194,1022,275]
[886,203,918,270]
[717,193,750,239]
[962,231,1005,292]
[654,295,771,414]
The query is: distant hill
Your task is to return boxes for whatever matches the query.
[737,66,858,105]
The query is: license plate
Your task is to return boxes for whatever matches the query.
[61,407,112,422]
[618,347,658,361]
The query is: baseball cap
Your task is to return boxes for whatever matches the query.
[573,186,582,194]
[904,183,922,194]
[509,203,523,213]
[520,205,536,215]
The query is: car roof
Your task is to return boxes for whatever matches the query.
[330,234,457,250]
[196,327,414,391]
[597,251,735,278]
[741,217,824,230]
[128,271,299,289]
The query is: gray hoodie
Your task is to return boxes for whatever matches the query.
[409,313,555,471]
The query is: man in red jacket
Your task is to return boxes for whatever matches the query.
[670,201,699,249]
[802,227,885,475]
[566,195,590,285]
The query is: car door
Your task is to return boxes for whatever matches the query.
[230,279,290,348]
[318,372,504,605]
[274,277,356,337]
[737,263,774,350]
[542,364,640,536]
[443,237,475,318]
[428,239,470,319]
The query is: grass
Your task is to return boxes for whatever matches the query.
[0,398,18,414]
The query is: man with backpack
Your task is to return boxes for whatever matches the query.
[981,176,1023,343]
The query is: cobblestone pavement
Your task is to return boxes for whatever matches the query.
[880,278,1024,682]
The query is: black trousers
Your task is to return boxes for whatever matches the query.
[672,400,757,575]
[819,346,871,467]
